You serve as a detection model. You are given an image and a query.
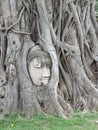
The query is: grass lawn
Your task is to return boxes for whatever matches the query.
[0,112,98,130]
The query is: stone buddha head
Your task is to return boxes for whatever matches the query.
[27,46,52,86]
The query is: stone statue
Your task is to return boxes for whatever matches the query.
[27,45,52,86]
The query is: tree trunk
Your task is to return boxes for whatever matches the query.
[0,0,98,119]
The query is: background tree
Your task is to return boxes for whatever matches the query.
[0,0,98,119]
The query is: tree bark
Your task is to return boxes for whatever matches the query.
[0,0,98,118]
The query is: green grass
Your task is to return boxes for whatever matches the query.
[0,112,98,130]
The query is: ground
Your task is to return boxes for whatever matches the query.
[0,112,98,130]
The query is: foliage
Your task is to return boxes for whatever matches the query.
[95,1,98,16]
[0,113,98,130]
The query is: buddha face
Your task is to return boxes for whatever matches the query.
[28,51,51,86]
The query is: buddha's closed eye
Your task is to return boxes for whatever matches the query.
[34,63,42,68]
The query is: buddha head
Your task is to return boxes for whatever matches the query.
[27,45,52,86]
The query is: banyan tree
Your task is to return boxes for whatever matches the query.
[0,0,98,119]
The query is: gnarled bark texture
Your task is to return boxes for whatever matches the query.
[0,0,98,118]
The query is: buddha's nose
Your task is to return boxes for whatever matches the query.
[41,67,50,78]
